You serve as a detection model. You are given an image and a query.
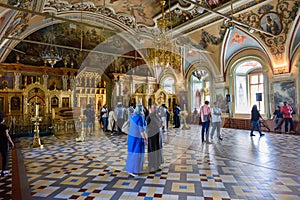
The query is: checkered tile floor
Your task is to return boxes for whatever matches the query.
[0,152,12,200]
[11,124,300,199]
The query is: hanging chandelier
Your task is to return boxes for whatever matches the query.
[146,0,181,71]
[40,21,63,67]
[192,69,208,81]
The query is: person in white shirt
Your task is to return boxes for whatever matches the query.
[108,108,117,135]
[210,102,223,141]
[115,102,125,134]
[100,104,108,132]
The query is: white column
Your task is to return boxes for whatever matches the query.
[116,81,120,96]
[120,80,124,96]
[69,76,75,90]
[14,72,21,89]
[36,103,39,116]
[43,74,48,88]
[62,75,68,91]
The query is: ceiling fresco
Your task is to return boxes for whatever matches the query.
[4,22,144,72]
[236,1,300,60]
[42,0,232,32]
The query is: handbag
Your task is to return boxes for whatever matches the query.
[203,114,209,121]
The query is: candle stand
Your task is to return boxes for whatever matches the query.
[181,104,191,130]
[31,103,43,148]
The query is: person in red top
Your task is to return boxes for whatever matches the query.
[280,101,295,134]
[200,101,211,143]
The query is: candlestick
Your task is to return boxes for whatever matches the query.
[36,103,39,116]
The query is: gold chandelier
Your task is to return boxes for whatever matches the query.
[146,0,181,72]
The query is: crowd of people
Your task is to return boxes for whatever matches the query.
[97,102,180,176]
[81,99,296,177]
[272,101,295,134]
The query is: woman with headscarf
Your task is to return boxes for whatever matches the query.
[126,104,147,176]
[146,103,164,172]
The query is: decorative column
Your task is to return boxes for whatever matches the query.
[120,80,124,96]
[116,81,120,97]
[43,74,48,88]
[14,72,21,89]
[296,58,300,118]
[87,74,92,87]
[94,75,99,88]
[263,68,271,119]
[31,102,42,148]
[69,75,75,90]
[228,73,233,118]
[76,76,81,87]
[62,75,68,91]
[131,79,134,94]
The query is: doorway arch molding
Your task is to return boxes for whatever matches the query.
[227,55,272,118]
[185,61,214,113]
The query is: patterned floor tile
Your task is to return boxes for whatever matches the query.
[6,124,300,199]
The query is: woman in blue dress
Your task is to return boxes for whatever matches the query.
[126,104,147,176]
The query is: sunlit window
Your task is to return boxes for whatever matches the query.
[162,77,175,94]
[192,75,202,110]
[235,61,264,114]
[249,71,264,113]
[190,70,209,112]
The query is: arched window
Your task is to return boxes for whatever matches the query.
[235,61,264,114]
[162,76,175,94]
[190,69,209,111]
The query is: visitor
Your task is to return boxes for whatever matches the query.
[126,104,147,177]
[84,104,95,136]
[280,101,295,134]
[200,101,211,143]
[173,104,181,128]
[146,103,164,172]
[273,105,283,132]
[107,107,117,135]
[158,104,168,132]
[115,102,125,134]
[210,102,223,141]
[250,104,264,137]
[0,116,14,177]
[100,104,108,132]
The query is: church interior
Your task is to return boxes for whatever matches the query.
[0,0,300,199]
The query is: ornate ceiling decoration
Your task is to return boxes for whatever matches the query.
[237,0,300,59]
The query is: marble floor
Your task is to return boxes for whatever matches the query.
[7,124,300,199]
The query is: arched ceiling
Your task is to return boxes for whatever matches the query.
[0,0,299,78]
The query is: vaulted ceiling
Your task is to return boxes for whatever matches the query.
[0,0,299,78]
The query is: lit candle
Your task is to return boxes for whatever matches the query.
[36,103,39,116]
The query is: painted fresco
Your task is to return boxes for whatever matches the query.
[215,87,228,113]
[4,22,141,70]
[273,81,296,113]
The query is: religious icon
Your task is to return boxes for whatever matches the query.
[11,97,20,111]
[51,97,58,107]
[62,97,69,107]
[260,13,282,35]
